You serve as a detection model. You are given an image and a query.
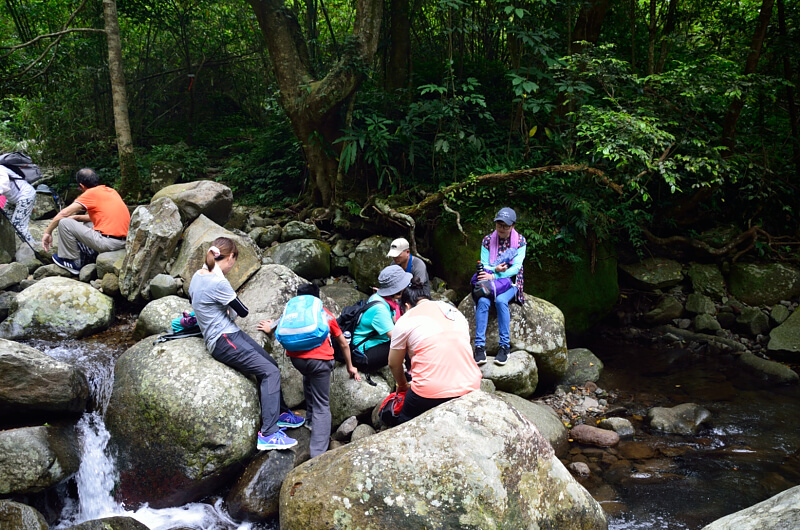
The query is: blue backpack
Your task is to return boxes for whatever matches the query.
[275,295,330,351]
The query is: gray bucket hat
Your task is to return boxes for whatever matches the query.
[376,265,413,296]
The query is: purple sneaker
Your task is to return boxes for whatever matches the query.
[277,411,305,429]
[257,429,297,450]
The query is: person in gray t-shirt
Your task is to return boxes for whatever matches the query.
[387,237,429,289]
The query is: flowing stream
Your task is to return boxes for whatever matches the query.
[26,321,800,529]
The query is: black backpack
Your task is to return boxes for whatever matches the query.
[334,299,383,362]
[0,152,43,185]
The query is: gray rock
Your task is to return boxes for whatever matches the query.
[769,304,791,326]
[736,351,798,385]
[105,336,260,508]
[96,249,126,279]
[0,424,79,494]
[643,296,684,324]
[349,235,394,294]
[0,262,28,290]
[31,189,59,221]
[101,273,120,297]
[0,277,114,340]
[620,258,683,290]
[458,295,568,387]
[264,239,331,280]
[68,516,151,530]
[569,462,591,477]
[351,423,376,442]
[279,391,607,530]
[736,307,770,336]
[133,295,193,340]
[119,197,183,302]
[729,262,800,306]
[329,365,391,428]
[495,392,569,457]
[148,160,182,193]
[0,212,15,264]
[0,338,89,419]
[694,313,722,333]
[149,273,179,299]
[569,424,620,447]
[647,403,711,434]
[259,225,283,248]
[281,220,320,242]
[597,417,635,438]
[331,255,350,275]
[0,291,17,321]
[0,499,48,529]
[78,263,98,283]
[767,307,800,362]
[152,180,233,225]
[171,214,261,293]
[479,351,538,397]
[320,284,366,311]
[701,484,800,530]
[33,263,73,280]
[558,347,604,386]
[333,416,359,441]
[687,263,727,300]
[685,293,716,315]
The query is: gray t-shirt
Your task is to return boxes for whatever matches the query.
[409,255,429,288]
[188,271,240,353]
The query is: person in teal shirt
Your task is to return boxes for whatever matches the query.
[351,265,412,371]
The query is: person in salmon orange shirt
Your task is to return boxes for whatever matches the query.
[41,168,130,275]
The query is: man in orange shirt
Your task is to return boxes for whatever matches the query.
[386,279,482,425]
[42,168,130,275]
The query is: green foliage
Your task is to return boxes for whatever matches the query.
[146,144,209,180]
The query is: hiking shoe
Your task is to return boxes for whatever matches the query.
[494,346,510,366]
[277,411,305,429]
[474,346,487,365]
[52,254,80,275]
[257,429,297,451]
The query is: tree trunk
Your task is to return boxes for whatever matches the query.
[647,0,656,75]
[656,0,680,74]
[247,0,383,207]
[385,0,411,92]
[103,0,140,199]
[777,0,800,176]
[720,0,775,155]
[572,0,609,53]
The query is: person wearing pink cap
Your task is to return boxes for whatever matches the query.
[387,237,429,289]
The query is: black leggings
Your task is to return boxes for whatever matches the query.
[352,341,391,372]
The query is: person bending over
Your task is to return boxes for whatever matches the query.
[188,237,304,451]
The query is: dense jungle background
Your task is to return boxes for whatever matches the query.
[1,0,799,268]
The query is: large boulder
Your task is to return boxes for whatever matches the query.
[96,249,126,280]
[280,221,320,242]
[329,364,392,428]
[478,351,538,397]
[0,262,29,290]
[320,284,367,310]
[687,263,727,300]
[0,214,16,264]
[105,337,259,508]
[458,295,568,386]
[766,306,800,362]
[349,235,393,294]
[0,277,114,340]
[557,347,604,387]
[132,295,193,340]
[647,403,711,435]
[264,239,331,280]
[170,215,261,293]
[69,516,151,530]
[619,258,683,290]
[495,391,569,457]
[151,180,233,226]
[119,197,183,302]
[428,216,487,296]
[0,499,48,529]
[735,351,799,385]
[0,424,80,494]
[0,339,89,420]
[701,484,800,530]
[728,262,800,306]
[279,391,607,529]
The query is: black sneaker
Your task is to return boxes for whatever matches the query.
[52,254,80,275]
[474,346,487,366]
[494,345,510,366]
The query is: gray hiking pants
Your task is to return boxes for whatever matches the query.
[290,357,334,457]
[56,218,126,261]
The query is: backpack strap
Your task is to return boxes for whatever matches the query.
[349,299,384,349]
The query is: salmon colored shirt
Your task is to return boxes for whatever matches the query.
[390,300,482,399]
[76,185,130,238]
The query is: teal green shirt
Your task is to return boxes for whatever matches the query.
[353,293,394,351]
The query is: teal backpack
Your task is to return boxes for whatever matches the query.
[275,295,330,351]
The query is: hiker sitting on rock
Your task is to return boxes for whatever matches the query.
[188,237,304,451]
[382,278,482,426]
[41,168,130,275]
[350,265,412,372]
[473,207,527,367]
[259,283,360,458]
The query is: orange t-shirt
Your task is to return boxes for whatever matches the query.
[286,308,341,361]
[390,300,482,399]
[76,185,130,238]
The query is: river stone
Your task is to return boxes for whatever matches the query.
[349,235,394,294]
[0,214,15,264]
[769,304,790,326]
[264,239,331,280]
[458,294,568,387]
[694,313,722,333]
[281,220,320,241]
[279,391,606,529]
[0,262,28,290]
[619,258,683,290]
[701,484,800,530]
[96,249,126,280]
[331,255,349,275]
[105,336,260,508]
[729,262,800,306]
[0,339,89,419]
[0,424,79,494]
[767,307,800,362]
[735,351,799,385]
[558,347,604,386]
[320,284,367,310]
[101,273,120,297]
[0,499,48,529]
[171,214,261,293]
[32,263,73,280]
[351,423,376,442]
[569,424,619,447]
[149,273,179,299]
[0,277,114,340]
[152,180,233,226]
[597,417,635,438]
[642,295,684,324]
[119,197,183,303]
[647,403,711,434]
[0,291,17,321]
[687,263,727,300]
[333,416,359,441]
[79,263,98,283]
[133,295,193,340]
[495,391,569,457]
[68,516,151,529]
[479,351,538,397]
[685,293,716,315]
[248,227,269,248]
[735,307,770,336]
[329,364,392,428]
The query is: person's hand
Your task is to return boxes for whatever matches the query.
[494,263,509,273]
[257,319,275,334]
[348,366,361,381]
[42,233,53,252]
[0,195,6,209]
[478,271,494,281]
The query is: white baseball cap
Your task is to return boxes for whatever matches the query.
[386,238,410,258]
